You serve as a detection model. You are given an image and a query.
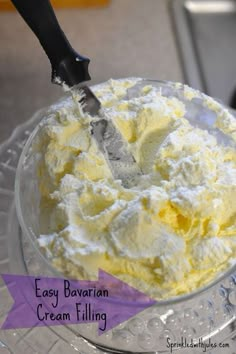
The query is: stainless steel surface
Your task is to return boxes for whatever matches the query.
[172,0,236,106]
[91,118,142,188]
[80,85,102,116]
[80,84,142,188]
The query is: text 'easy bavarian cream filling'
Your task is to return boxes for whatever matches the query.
[37,78,236,299]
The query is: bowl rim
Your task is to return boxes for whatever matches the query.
[15,77,236,307]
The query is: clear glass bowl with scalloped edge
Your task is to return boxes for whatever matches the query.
[15,78,236,353]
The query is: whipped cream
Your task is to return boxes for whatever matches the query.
[36,78,236,299]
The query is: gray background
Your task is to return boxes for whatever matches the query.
[0,0,183,143]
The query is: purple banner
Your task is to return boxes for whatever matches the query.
[1,269,156,334]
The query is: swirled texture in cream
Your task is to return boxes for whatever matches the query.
[37,78,236,299]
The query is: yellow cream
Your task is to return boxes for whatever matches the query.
[37,78,236,299]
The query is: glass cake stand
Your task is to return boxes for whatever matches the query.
[0,109,108,354]
[0,80,236,354]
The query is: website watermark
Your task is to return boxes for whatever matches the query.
[166,336,230,353]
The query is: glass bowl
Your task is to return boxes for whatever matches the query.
[15,78,236,353]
